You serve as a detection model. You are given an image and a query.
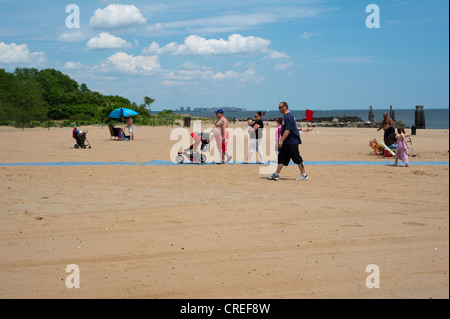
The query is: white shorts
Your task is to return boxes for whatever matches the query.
[128,125,134,133]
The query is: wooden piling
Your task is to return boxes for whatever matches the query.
[368,106,374,122]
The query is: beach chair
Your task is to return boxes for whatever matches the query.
[369,139,384,155]
[379,142,396,157]
[108,123,120,140]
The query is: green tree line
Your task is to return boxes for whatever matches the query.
[0,67,163,128]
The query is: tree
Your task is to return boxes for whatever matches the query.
[80,83,90,93]
[0,68,158,126]
[35,69,79,106]
[144,96,155,113]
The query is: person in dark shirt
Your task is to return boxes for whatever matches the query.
[245,111,265,164]
[384,131,398,149]
[267,102,308,181]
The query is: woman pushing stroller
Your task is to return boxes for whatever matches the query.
[177,131,210,164]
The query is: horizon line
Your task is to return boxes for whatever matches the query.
[167,107,449,112]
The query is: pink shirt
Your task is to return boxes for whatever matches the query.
[275,125,282,142]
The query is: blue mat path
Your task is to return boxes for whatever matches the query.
[1,160,448,167]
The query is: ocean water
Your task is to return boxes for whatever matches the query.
[174,109,449,130]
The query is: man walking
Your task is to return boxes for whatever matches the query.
[267,102,308,181]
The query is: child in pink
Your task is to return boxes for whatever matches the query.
[392,127,409,167]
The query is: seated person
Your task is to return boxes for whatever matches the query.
[385,128,410,150]
[117,127,130,141]
[72,123,87,138]
[384,131,398,150]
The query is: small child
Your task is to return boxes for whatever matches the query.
[247,117,254,132]
[392,127,410,167]
[72,123,79,139]
[72,123,87,139]
[275,117,283,153]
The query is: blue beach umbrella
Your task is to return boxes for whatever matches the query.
[109,107,139,119]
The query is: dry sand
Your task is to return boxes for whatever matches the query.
[0,123,448,299]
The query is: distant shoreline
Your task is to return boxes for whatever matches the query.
[169,108,449,130]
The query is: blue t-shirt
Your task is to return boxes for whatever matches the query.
[281,112,302,145]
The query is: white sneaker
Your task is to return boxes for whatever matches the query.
[296,174,309,181]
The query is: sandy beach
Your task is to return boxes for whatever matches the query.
[0,123,448,299]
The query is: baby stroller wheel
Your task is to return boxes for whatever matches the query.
[176,155,185,164]
[74,144,79,149]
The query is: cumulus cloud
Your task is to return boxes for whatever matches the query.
[0,42,46,65]
[97,52,162,75]
[143,34,271,56]
[86,33,132,50]
[90,4,147,28]
[63,61,84,70]
[163,63,262,84]
[58,31,86,42]
[265,50,291,60]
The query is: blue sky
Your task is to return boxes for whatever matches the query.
[0,0,448,111]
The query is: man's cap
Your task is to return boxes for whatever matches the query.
[215,109,224,114]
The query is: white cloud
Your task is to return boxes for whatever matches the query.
[58,31,86,42]
[0,42,46,65]
[143,34,271,56]
[87,33,132,50]
[164,63,263,84]
[90,4,147,28]
[63,61,84,70]
[147,23,163,34]
[274,62,294,71]
[155,6,330,34]
[265,50,290,60]
[97,52,162,75]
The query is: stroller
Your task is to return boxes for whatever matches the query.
[176,132,210,164]
[73,126,92,149]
